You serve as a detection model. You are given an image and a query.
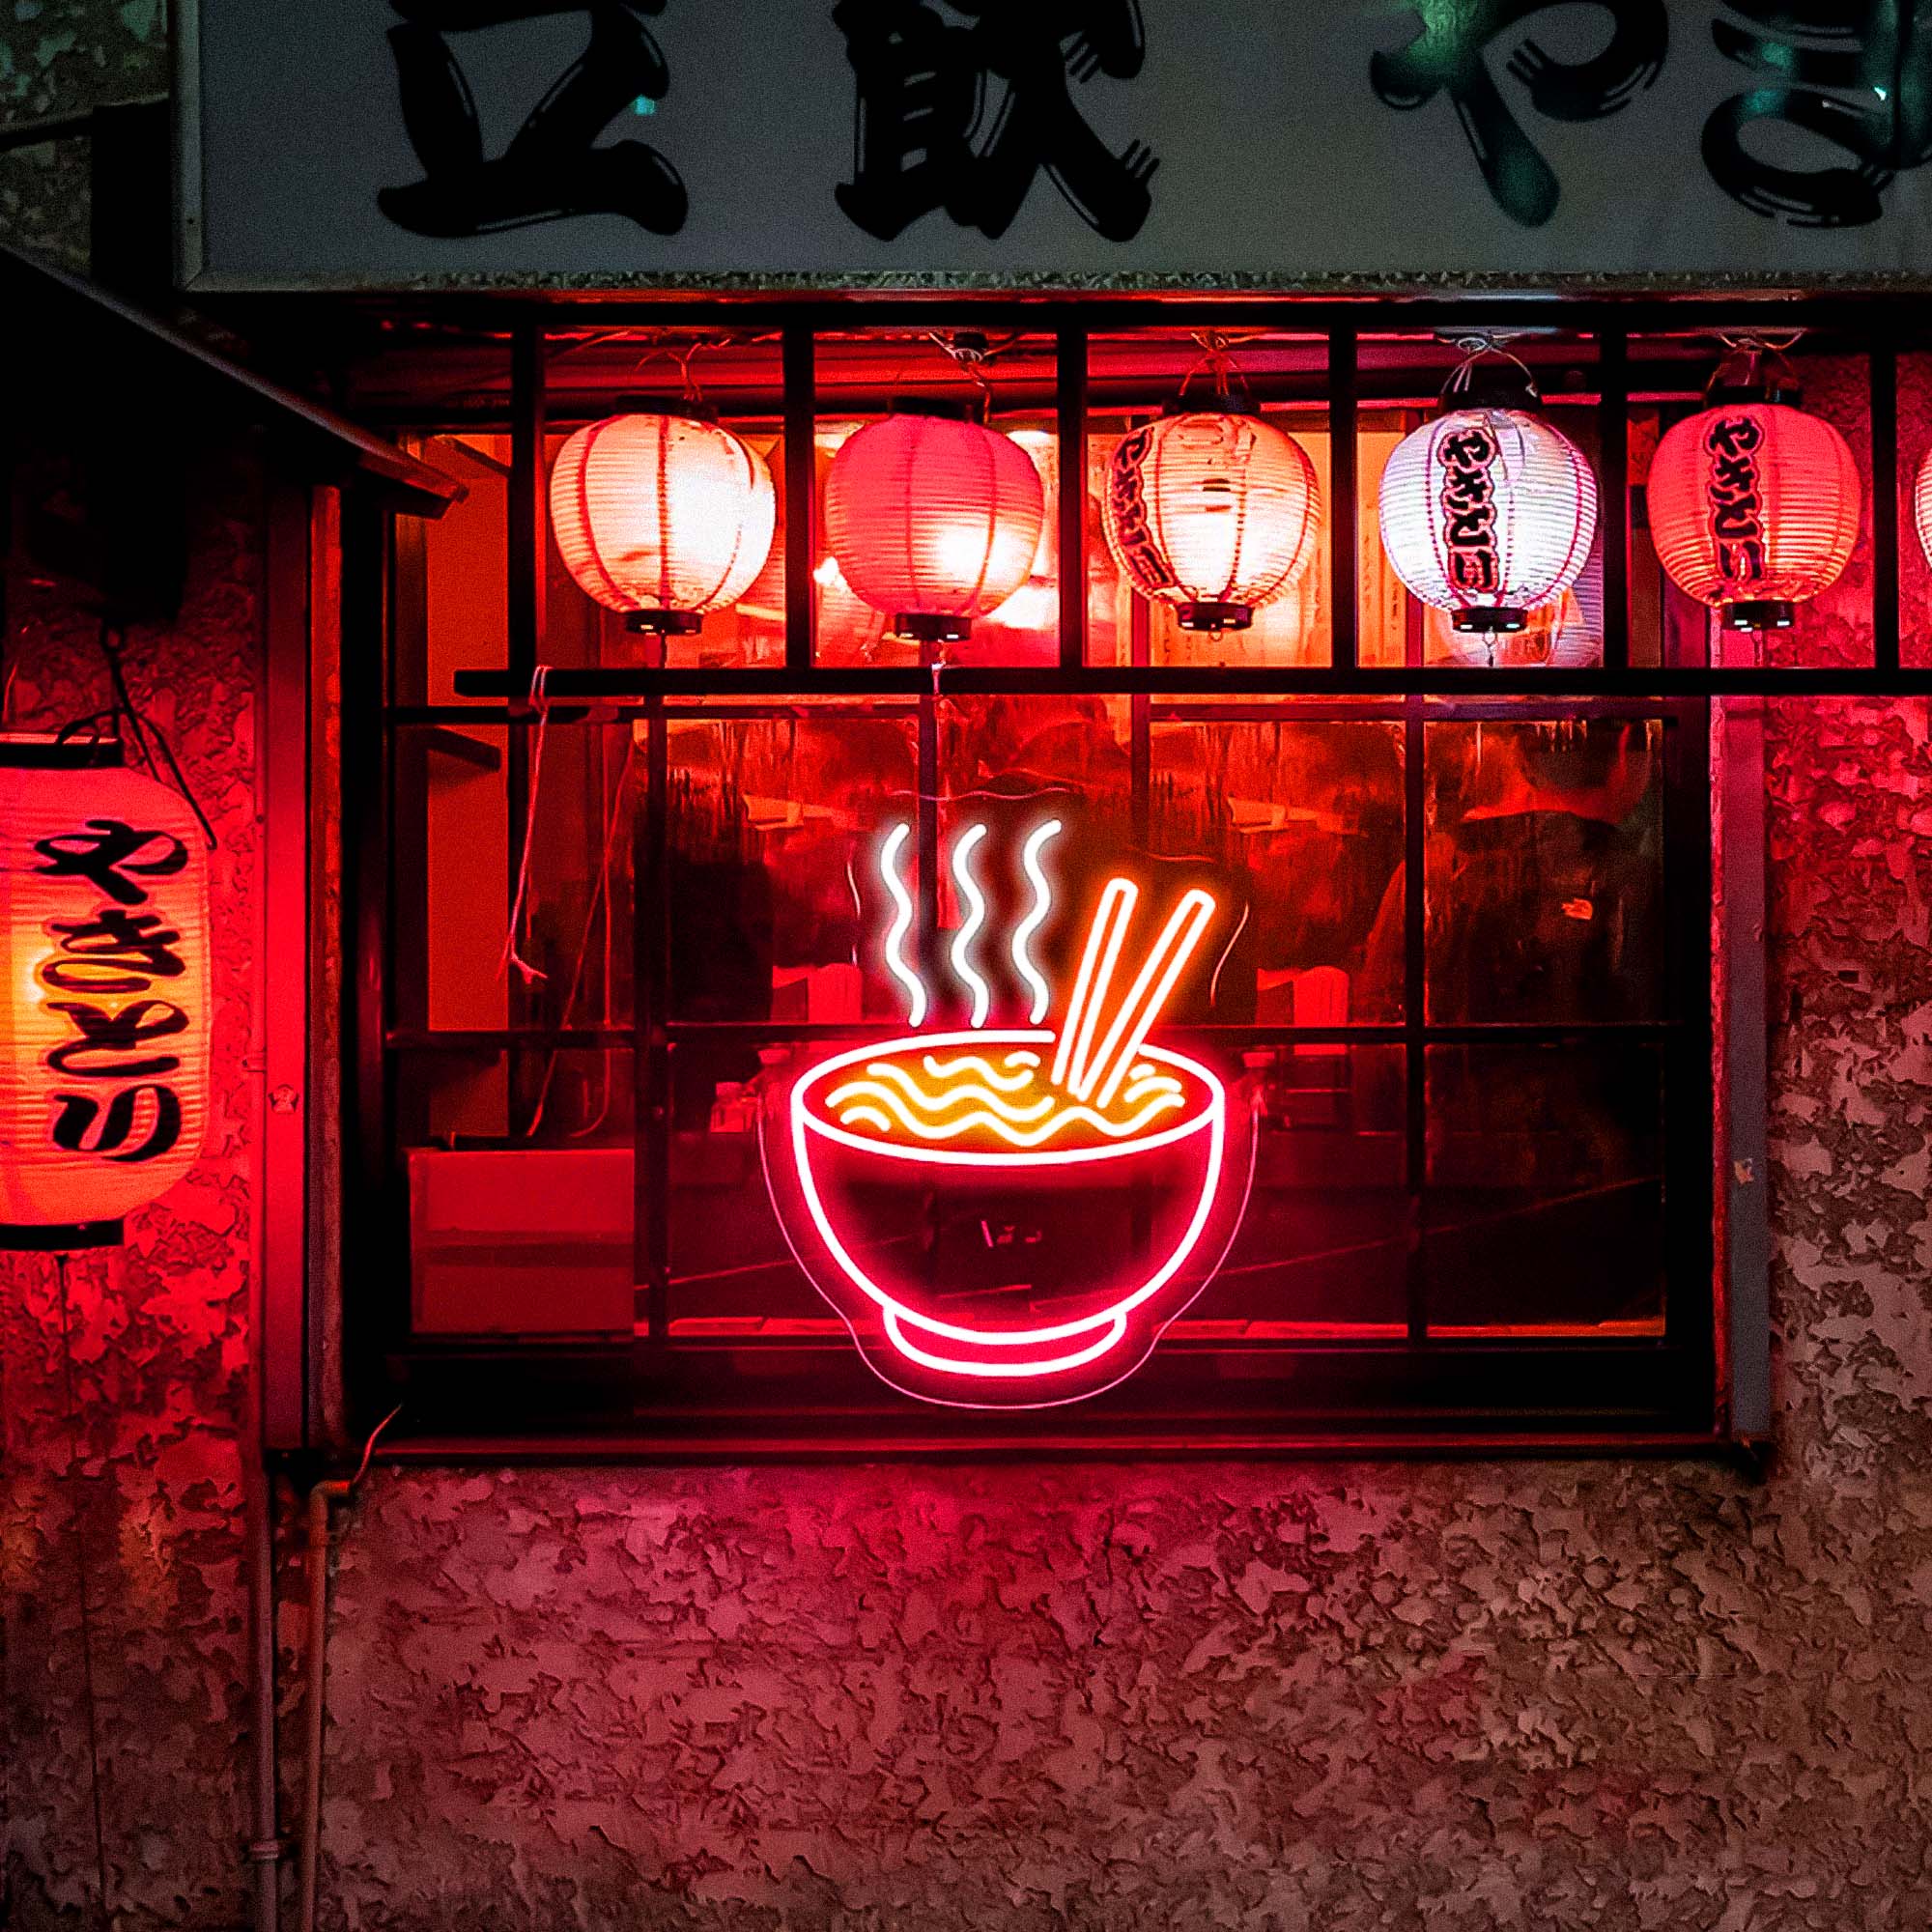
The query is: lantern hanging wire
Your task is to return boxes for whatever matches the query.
[54,622,217,850]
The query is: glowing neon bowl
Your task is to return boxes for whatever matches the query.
[766,1029,1234,1405]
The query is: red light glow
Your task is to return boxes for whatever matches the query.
[763,824,1250,1407]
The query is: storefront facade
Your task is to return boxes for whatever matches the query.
[4,5,1932,1925]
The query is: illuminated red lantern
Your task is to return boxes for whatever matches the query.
[1378,409,1598,639]
[550,412,775,635]
[1,740,210,1247]
[1647,400,1860,630]
[823,413,1045,642]
[1915,444,1932,577]
[1101,411,1321,631]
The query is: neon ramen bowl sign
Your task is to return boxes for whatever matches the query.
[763,821,1249,1409]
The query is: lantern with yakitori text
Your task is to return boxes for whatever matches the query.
[1,739,210,1247]
[1102,411,1321,633]
[1378,407,1599,646]
[550,412,776,635]
[1648,398,1861,631]
[824,412,1045,643]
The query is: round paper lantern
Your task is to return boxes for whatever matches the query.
[1101,411,1321,631]
[550,412,775,635]
[1,739,211,1247]
[823,413,1045,642]
[1378,409,1598,638]
[1647,401,1860,629]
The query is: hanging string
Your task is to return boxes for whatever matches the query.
[54,1251,114,1932]
[1438,333,1540,408]
[1708,331,1803,398]
[499,666,554,987]
[523,731,638,1138]
[58,626,217,850]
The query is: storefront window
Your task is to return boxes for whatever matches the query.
[350,314,1771,1448]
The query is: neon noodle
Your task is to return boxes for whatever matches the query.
[877,821,927,1027]
[859,1059,1050,1118]
[836,1104,895,1134]
[1011,818,1063,1025]
[948,822,992,1028]
[830,1068,1056,1124]
[1005,1050,1040,1068]
[1082,889,1219,1109]
[923,1052,1034,1092]
[821,1081,1184,1149]
[1053,877,1137,1094]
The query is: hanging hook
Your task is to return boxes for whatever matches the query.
[1436,330,1540,408]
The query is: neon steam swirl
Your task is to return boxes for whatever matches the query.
[1010,818,1062,1025]
[877,821,926,1027]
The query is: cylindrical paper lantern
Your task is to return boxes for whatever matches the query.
[550,412,776,635]
[1,739,211,1246]
[1378,409,1598,638]
[1102,411,1321,631]
[1648,401,1860,630]
[823,413,1045,642]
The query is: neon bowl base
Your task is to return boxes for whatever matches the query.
[766,1029,1234,1407]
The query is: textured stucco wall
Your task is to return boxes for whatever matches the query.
[0,0,163,271]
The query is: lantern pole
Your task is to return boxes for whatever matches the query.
[1598,327,1631,673]
[1871,336,1901,676]
[1327,325,1359,672]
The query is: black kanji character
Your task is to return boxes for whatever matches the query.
[1704,3,1932,227]
[40,908,187,994]
[380,1,688,239]
[51,1085,184,1165]
[33,820,188,908]
[835,0,1158,243]
[44,999,189,1083]
[1371,0,1668,228]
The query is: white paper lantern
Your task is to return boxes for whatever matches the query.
[1378,409,1598,643]
[1,740,211,1245]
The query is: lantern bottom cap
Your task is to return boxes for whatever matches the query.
[0,1219,124,1252]
[622,610,705,636]
[1177,602,1254,633]
[895,613,973,643]
[1722,599,1796,632]
[1451,606,1529,636]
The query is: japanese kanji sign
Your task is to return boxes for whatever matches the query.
[181,1,1932,289]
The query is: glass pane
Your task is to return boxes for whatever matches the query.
[400,1048,637,1338]
[1151,720,1406,1023]
[392,720,638,1036]
[1188,1044,1406,1331]
[666,714,918,1024]
[1425,1043,1665,1335]
[1425,719,1663,1024]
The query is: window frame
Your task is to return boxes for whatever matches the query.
[330,297,1820,1460]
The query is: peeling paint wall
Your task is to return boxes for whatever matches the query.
[7,13,1932,1931]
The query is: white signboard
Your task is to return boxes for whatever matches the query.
[178,2,1932,291]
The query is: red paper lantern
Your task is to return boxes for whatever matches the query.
[1,739,211,1248]
[550,412,775,635]
[1378,409,1598,639]
[1647,401,1861,630]
[1101,412,1321,631]
[823,414,1045,642]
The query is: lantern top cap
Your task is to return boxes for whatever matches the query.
[884,396,987,425]
[0,731,125,771]
[576,399,728,428]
